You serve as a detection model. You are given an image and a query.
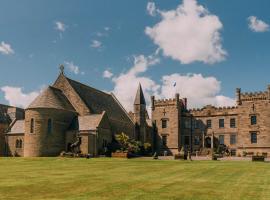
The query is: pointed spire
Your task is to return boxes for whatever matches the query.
[134,83,146,105]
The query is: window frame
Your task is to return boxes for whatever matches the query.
[219,119,225,128]
[162,135,167,146]
[30,118,34,134]
[230,118,236,128]
[250,132,257,144]
[230,134,236,145]
[206,119,212,128]
[251,115,257,125]
[219,135,225,145]
[47,118,52,134]
[161,119,167,129]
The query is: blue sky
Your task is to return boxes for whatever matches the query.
[0,0,269,111]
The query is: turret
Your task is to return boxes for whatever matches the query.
[236,88,241,105]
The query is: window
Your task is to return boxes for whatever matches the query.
[219,135,224,145]
[47,119,52,134]
[184,119,191,129]
[162,135,167,146]
[193,120,199,129]
[230,118,236,128]
[251,115,257,125]
[161,119,167,128]
[219,119,224,128]
[30,118,34,133]
[15,139,22,148]
[206,119,212,128]
[194,136,200,145]
[251,132,257,144]
[230,134,236,145]
[184,136,190,145]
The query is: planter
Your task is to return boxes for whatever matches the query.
[252,156,265,162]
[112,152,130,158]
[174,154,187,160]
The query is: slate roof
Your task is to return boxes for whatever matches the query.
[134,84,146,105]
[0,104,10,123]
[66,77,133,123]
[27,86,75,112]
[78,114,103,131]
[8,120,25,134]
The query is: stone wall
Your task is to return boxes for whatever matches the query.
[24,108,76,157]
[5,134,24,157]
[151,94,181,155]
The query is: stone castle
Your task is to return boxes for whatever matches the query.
[1,66,270,157]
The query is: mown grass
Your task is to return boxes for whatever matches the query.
[0,157,269,200]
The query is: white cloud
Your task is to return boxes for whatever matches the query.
[55,21,66,32]
[0,41,14,55]
[145,0,227,64]
[111,54,234,112]
[104,27,110,31]
[64,61,84,75]
[248,16,269,32]
[103,70,113,78]
[147,2,157,16]
[159,73,235,108]
[90,40,102,48]
[1,86,40,108]
[112,55,160,112]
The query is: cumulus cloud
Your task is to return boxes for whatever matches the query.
[64,61,84,75]
[112,55,160,112]
[145,0,227,64]
[1,86,40,108]
[103,70,113,78]
[159,73,235,108]
[112,54,234,112]
[55,21,66,32]
[90,40,102,48]
[0,41,14,55]
[248,16,269,32]
[147,2,157,16]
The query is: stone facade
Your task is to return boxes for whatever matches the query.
[2,68,137,157]
[2,66,270,158]
[152,85,270,157]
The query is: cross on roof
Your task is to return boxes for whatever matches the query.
[59,64,64,74]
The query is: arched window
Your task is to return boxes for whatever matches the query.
[15,139,20,148]
[20,140,23,148]
[30,118,34,133]
[47,118,52,134]
[15,139,23,148]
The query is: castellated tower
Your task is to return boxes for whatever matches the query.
[24,86,76,157]
[236,85,270,155]
[151,93,182,155]
[133,84,148,143]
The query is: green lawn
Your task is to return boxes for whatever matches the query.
[0,158,269,200]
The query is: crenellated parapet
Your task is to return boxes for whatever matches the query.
[189,105,238,117]
[240,91,268,102]
[151,93,184,109]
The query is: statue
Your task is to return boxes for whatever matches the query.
[70,135,82,154]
